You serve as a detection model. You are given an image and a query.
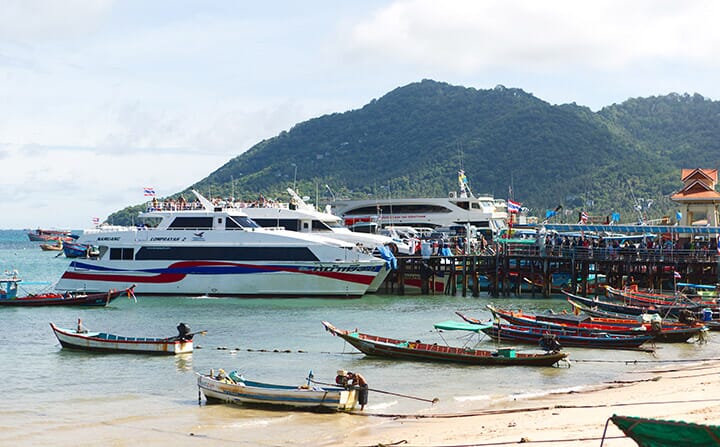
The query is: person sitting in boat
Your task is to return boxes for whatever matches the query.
[176,322,193,341]
[76,318,88,334]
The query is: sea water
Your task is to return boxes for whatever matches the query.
[0,229,717,446]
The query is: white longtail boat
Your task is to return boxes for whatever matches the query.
[50,321,196,354]
[197,370,359,412]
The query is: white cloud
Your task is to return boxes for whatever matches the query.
[0,0,114,42]
[344,0,720,72]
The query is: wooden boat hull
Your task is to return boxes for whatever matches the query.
[0,287,132,306]
[322,321,567,366]
[480,323,653,350]
[50,323,193,354]
[197,373,357,411]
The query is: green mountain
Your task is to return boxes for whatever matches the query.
[109,80,720,225]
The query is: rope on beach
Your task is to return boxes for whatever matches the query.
[207,347,363,354]
[361,396,720,420]
[571,356,720,364]
[359,434,629,446]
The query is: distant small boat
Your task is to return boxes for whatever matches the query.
[197,369,360,411]
[50,321,196,354]
[27,229,76,242]
[0,276,133,306]
[40,240,63,251]
[62,242,99,258]
[322,321,568,366]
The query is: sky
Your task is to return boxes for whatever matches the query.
[3,0,720,229]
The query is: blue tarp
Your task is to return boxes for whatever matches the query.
[376,245,397,270]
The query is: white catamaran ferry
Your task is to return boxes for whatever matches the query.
[55,191,388,298]
[331,171,508,237]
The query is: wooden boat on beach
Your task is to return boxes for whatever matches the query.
[321,321,568,366]
[0,276,133,306]
[486,304,706,343]
[197,369,359,411]
[50,321,196,354]
[604,414,720,446]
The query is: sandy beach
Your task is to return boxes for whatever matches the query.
[9,359,718,447]
[344,360,720,447]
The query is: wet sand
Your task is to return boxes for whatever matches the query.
[6,361,719,447]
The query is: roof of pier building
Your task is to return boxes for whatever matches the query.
[671,168,720,203]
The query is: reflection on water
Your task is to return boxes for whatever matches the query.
[175,353,193,372]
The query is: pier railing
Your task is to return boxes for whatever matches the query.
[501,244,719,263]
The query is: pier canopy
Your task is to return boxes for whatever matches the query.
[542,224,720,234]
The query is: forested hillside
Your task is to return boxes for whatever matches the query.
[109,80,720,225]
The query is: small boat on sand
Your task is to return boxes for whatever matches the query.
[197,369,360,411]
[322,321,567,366]
[50,321,197,354]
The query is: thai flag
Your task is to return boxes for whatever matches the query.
[507,199,521,214]
[144,187,156,196]
[580,211,588,224]
[674,270,681,279]
[92,217,100,225]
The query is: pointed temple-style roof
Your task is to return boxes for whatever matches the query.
[671,168,720,202]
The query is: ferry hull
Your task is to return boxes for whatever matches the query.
[56,259,384,298]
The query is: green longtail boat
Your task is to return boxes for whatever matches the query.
[604,414,720,447]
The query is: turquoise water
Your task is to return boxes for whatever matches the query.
[1,229,718,445]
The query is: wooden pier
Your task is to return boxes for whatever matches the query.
[378,245,720,297]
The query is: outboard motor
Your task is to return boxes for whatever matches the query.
[177,322,192,341]
[539,333,562,353]
[677,309,697,326]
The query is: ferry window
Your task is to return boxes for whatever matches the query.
[110,248,134,260]
[168,217,213,229]
[226,216,260,229]
[344,204,451,215]
[311,220,332,231]
[218,218,223,224]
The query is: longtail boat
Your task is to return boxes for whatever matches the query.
[566,293,720,331]
[477,321,654,351]
[321,321,567,366]
[563,290,686,318]
[50,321,197,354]
[197,369,359,412]
[486,304,705,343]
[606,286,717,313]
[604,414,720,447]
[0,277,134,307]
